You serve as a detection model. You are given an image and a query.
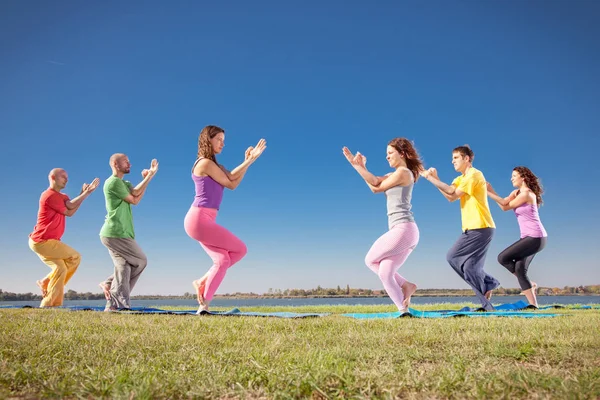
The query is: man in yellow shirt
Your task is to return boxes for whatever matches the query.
[422,145,500,311]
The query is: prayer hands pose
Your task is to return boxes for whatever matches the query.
[342,147,366,168]
[149,159,159,175]
[245,139,267,162]
[421,167,438,180]
[81,178,100,194]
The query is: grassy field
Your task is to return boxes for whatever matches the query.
[1,303,599,399]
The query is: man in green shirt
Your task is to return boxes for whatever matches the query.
[99,153,158,311]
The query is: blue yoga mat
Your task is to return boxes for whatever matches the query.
[432,300,599,313]
[340,310,562,319]
[341,301,566,319]
[431,300,534,313]
[1,301,597,319]
[0,304,329,318]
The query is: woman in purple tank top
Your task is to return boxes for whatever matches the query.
[184,125,266,313]
[486,166,547,307]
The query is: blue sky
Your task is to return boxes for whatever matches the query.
[1,0,599,296]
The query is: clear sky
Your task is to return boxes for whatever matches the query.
[1,0,599,296]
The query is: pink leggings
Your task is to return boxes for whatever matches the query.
[365,222,419,311]
[184,206,247,302]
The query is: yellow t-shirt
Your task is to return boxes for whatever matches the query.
[452,167,495,231]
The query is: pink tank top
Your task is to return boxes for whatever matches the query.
[514,203,547,238]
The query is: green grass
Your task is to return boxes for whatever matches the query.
[1,304,599,399]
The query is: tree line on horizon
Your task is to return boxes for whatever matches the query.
[1,284,599,301]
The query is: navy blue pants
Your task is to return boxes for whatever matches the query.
[447,228,499,311]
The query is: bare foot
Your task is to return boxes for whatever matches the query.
[196,303,210,314]
[36,279,49,297]
[484,290,493,300]
[401,282,418,309]
[192,278,208,305]
[99,282,111,300]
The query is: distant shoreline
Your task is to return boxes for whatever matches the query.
[2,287,598,301]
[140,293,600,300]
[123,293,600,300]
[1,293,598,302]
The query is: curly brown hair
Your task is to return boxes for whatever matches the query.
[197,125,224,164]
[388,138,425,181]
[514,166,544,207]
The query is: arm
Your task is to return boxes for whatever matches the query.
[130,159,158,196]
[487,185,527,211]
[226,161,252,180]
[354,166,385,187]
[123,182,150,205]
[438,188,461,202]
[198,140,267,190]
[196,159,249,190]
[428,176,463,198]
[227,165,250,187]
[342,147,386,187]
[65,193,88,211]
[65,178,101,211]
[106,177,144,206]
[227,139,267,181]
[124,159,159,203]
[364,168,412,193]
[64,199,85,216]
[130,173,154,197]
[421,168,462,202]
[47,193,82,217]
[60,178,100,216]
[219,161,252,187]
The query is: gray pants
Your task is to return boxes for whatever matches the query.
[447,228,499,311]
[100,237,147,310]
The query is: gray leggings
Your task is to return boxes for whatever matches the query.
[497,236,547,290]
[100,237,147,310]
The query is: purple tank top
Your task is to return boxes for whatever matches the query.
[191,158,224,210]
[514,203,547,238]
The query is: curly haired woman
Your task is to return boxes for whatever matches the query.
[342,138,424,315]
[486,166,547,307]
[184,125,266,313]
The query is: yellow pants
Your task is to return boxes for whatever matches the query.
[28,238,81,307]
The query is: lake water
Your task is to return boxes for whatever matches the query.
[1,295,598,308]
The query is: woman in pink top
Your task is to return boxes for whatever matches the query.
[184,125,266,313]
[486,166,547,307]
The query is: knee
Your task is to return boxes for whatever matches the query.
[365,257,378,271]
[364,249,378,267]
[497,253,510,267]
[217,255,231,269]
[514,264,526,277]
[138,255,148,269]
[70,252,81,266]
[239,242,248,259]
[54,264,68,277]
[445,251,455,266]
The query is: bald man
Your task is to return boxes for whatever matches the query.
[29,168,100,307]
[99,153,158,311]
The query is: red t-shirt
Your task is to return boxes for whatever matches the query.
[29,189,70,242]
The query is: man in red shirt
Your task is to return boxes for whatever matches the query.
[29,168,100,307]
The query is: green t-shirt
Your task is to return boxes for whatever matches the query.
[100,176,135,238]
